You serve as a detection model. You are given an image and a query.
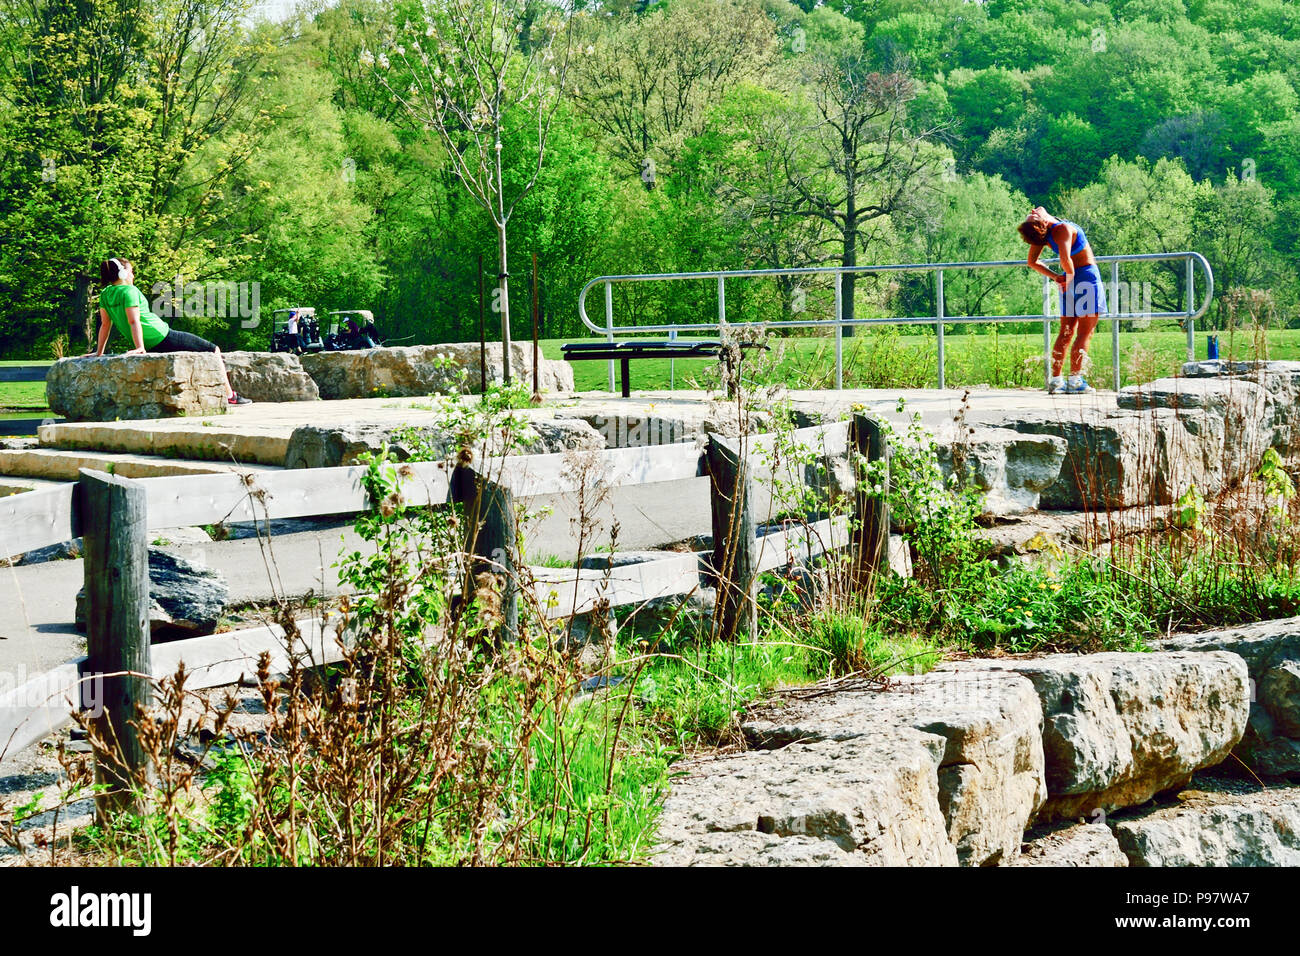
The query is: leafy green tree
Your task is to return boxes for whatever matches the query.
[0,0,269,353]
[900,172,1038,322]
[569,0,778,183]
[773,42,948,335]
[368,0,575,381]
[1195,173,1292,328]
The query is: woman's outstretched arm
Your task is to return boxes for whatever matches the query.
[121,306,147,355]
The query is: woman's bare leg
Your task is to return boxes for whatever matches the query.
[1070,314,1101,375]
[1052,317,1078,378]
[214,346,235,400]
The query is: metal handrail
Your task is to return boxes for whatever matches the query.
[577,251,1215,391]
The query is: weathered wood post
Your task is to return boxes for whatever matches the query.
[450,464,518,642]
[80,467,152,822]
[851,413,891,589]
[706,433,757,639]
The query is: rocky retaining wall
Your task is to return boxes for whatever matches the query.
[1156,616,1300,776]
[1003,362,1300,510]
[654,632,1285,867]
[300,342,573,400]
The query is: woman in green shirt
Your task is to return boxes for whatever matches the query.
[93,257,251,405]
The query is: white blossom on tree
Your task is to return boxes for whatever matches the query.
[366,0,575,382]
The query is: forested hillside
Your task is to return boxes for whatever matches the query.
[0,0,1295,356]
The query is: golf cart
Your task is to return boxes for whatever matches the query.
[270,307,324,353]
[324,310,381,350]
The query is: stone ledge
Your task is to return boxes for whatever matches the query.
[1155,617,1300,776]
[656,669,1045,867]
[299,342,573,400]
[1114,785,1300,866]
[222,352,319,403]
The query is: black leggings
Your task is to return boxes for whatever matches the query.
[150,329,220,353]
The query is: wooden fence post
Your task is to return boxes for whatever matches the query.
[851,413,890,588]
[451,464,518,642]
[80,467,152,822]
[706,433,756,639]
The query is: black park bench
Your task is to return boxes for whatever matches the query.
[561,339,769,397]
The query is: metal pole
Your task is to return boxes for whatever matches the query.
[717,276,726,329]
[669,328,677,390]
[834,272,843,390]
[935,268,945,389]
[1111,260,1121,391]
[1185,256,1195,362]
[605,280,615,393]
[1043,276,1053,390]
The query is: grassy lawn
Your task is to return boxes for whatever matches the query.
[0,382,49,410]
[541,327,1300,392]
[0,360,53,411]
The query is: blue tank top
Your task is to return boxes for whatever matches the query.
[1044,219,1088,256]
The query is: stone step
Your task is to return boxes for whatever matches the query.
[38,418,291,466]
[1113,784,1300,866]
[0,447,283,482]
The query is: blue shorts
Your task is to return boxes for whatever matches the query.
[1061,263,1107,318]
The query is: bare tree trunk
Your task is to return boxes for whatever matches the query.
[71,270,96,349]
[498,222,512,385]
[842,193,857,339]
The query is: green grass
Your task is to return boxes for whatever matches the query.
[542,327,1300,393]
[0,360,53,411]
[0,382,49,410]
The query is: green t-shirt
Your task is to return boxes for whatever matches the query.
[99,283,170,349]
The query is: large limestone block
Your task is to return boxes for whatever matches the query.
[46,354,227,422]
[299,343,573,400]
[1119,376,1272,488]
[1156,617,1300,776]
[934,424,1068,515]
[221,352,319,403]
[1008,822,1129,867]
[1005,407,1203,510]
[741,670,1046,866]
[653,731,959,867]
[1114,787,1300,866]
[942,653,1250,823]
[1182,359,1300,450]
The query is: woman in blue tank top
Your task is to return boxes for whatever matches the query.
[1018,206,1106,394]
